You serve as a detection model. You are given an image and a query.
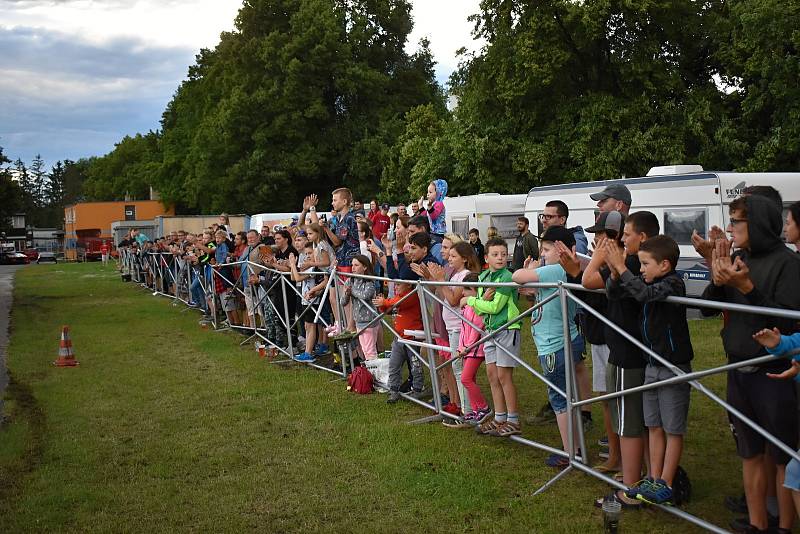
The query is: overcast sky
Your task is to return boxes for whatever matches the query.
[0,0,482,169]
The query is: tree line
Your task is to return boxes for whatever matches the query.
[0,146,89,232]
[29,0,800,217]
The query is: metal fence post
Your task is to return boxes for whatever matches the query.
[280,273,295,359]
[417,283,442,414]
[559,283,587,464]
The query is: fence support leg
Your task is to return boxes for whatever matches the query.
[417,285,442,416]
[332,274,349,378]
[280,275,295,360]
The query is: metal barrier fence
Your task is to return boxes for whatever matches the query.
[115,247,800,533]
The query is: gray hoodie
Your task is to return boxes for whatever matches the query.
[341,278,377,329]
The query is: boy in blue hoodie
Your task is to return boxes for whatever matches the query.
[754,326,800,521]
[605,235,693,505]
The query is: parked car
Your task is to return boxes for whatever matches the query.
[23,248,39,262]
[0,251,31,265]
[37,252,58,264]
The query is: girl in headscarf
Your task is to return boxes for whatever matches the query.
[418,179,448,243]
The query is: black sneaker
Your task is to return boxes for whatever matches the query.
[410,388,429,400]
[581,412,594,433]
[729,515,778,533]
[399,377,413,393]
[526,401,556,425]
[724,494,749,514]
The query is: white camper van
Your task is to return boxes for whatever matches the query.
[523,165,800,295]
[446,193,528,250]
[249,212,299,233]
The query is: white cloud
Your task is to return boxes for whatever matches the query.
[1,0,242,49]
[407,0,484,84]
[0,0,485,165]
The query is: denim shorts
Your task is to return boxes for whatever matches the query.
[785,456,800,491]
[538,336,585,414]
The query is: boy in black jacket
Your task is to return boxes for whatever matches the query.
[702,195,800,532]
[605,235,693,505]
[583,210,658,508]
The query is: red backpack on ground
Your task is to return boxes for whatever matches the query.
[348,365,374,394]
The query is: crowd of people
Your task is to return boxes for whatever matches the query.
[117,181,800,533]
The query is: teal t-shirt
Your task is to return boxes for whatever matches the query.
[531,264,578,355]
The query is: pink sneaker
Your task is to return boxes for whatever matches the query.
[325,323,341,336]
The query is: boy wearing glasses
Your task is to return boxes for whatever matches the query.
[701,195,800,532]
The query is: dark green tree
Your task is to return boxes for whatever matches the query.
[83,133,160,201]
[13,158,38,221]
[715,0,800,170]
[47,161,66,207]
[149,0,443,213]
[30,154,48,209]
[62,158,92,206]
[0,147,23,234]
[38,161,67,228]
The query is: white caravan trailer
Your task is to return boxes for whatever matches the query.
[523,165,800,295]
[446,193,528,250]
[249,212,299,233]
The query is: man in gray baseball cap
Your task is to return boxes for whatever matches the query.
[590,183,632,215]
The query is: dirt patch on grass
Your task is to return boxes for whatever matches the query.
[0,372,46,511]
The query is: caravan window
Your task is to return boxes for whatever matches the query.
[490,215,521,239]
[451,218,469,240]
[664,209,706,245]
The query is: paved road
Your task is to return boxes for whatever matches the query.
[0,265,24,418]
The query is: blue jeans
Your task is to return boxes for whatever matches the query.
[190,269,208,313]
[538,335,585,414]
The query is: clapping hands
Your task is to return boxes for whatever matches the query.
[523,255,540,270]
[710,240,753,293]
[554,241,581,277]
[691,226,727,262]
[602,239,626,273]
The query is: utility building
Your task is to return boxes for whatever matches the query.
[64,200,174,260]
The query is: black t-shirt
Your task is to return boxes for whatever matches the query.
[274,246,298,262]
[581,291,608,345]
[600,254,645,368]
[261,236,275,246]
[512,235,525,270]
[472,241,485,265]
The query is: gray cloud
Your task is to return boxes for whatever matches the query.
[0,26,194,79]
[0,25,196,165]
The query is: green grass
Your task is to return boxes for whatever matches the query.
[0,262,740,532]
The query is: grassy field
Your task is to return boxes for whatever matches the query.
[0,262,743,532]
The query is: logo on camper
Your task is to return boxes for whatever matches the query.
[725,181,746,200]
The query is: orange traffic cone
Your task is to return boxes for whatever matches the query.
[53,326,79,367]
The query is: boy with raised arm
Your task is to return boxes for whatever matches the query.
[512,226,584,466]
[583,211,658,509]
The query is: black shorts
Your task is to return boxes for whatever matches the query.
[299,304,322,325]
[727,369,799,465]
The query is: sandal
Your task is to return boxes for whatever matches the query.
[593,464,620,474]
[545,453,570,469]
[594,491,642,510]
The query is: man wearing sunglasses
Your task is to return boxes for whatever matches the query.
[538,200,589,255]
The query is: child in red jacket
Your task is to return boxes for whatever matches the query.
[373,282,426,403]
